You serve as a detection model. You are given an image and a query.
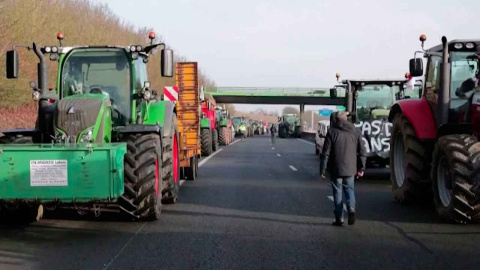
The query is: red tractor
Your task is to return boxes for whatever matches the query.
[389,35,480,223]
[200,94,218,156]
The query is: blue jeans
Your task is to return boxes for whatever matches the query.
[331,176,356,220]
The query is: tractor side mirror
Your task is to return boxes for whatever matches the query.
[6,50,19,79]
[409,58,423,77]
[330,88,337,99]
[160,49,174,77]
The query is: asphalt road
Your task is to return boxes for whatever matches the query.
[1,136,480,270]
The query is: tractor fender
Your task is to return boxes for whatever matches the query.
[388,98,436,139]
[200,117,211,129]
[162,102,177,138]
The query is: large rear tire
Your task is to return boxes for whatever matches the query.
[390,114,431,202]
[212,129,219,151]
[219,127,228,145]
[279,126,287,138]
[119,134,162,220]
[201,128,213,156]
[431,134,480,223]
[162,116,180,204]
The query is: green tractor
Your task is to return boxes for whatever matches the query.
[0,32,180,223]
[215,107,232,145]
[232,116,251,138]
[330,73,422,167]
[278,114,301,138]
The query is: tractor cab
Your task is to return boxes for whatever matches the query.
[331,76,413,122]
[5,32,174,144]
[410,38,480,132]
[330,75,419,166]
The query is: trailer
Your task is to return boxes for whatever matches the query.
[175,62,202,180]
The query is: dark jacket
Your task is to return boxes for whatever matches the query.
[270,125,277,133]
[320,112,366,177]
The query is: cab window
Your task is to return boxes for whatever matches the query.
[134,58,148,90]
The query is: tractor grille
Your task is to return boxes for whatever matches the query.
[56,98,103,139]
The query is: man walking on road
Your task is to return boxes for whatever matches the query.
[270,124,277,144]
[320,111,366,226]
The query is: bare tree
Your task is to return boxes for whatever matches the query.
[282,106,300,116]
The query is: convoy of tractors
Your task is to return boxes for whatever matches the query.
[1,33,480,225]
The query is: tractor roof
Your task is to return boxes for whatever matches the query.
[204,93,216,105]
[427,39,480,52]
[341,79,407,85]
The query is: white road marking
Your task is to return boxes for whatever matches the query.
[327,196,347,211]
[297,138,315,146]
[230,139,240,145]
[103,222,146,269]
[271,147,275,150]
[277,153,281,157]
[289,165,297,171]
[180,180,186,186]
[199,148,223,167]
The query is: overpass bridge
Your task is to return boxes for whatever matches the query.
[205,87,344,106]
[204,87,346,133]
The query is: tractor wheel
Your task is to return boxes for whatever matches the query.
[201,128,213,156]
[185,155,197,181]
[431,134,480,223]
[390,114,431,202]
[219,127,228,146]
[212,129,219,151]
[162,116,180,204]
[279,126,287,138]
[119,134,162,220]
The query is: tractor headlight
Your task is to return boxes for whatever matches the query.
[454,43,464,49]
[32,91,41,101]
[51,46,58,53]
[81,128,94,143]
[143,90,152,100]
[45,46,51,53]
[130,45,137,52]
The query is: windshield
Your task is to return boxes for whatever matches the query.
[61,49,131,123]
[356,84,399,121]
[450,51,479,109]
[284,115,297,123]
[232,118,242,126]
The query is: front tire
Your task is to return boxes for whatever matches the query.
[120,134,162,220]
[219,127,228,145]
[390,114,431,202]
[431,134,480,223]
[201,128,213,156]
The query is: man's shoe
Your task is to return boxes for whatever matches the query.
[348,212,355,225]
[332,219,344,226]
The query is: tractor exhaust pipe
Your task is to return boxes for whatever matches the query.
[32,42,49,99]
[439,36,450,126]
[33,42,55,141]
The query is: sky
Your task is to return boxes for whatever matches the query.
[93,0,479,113]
